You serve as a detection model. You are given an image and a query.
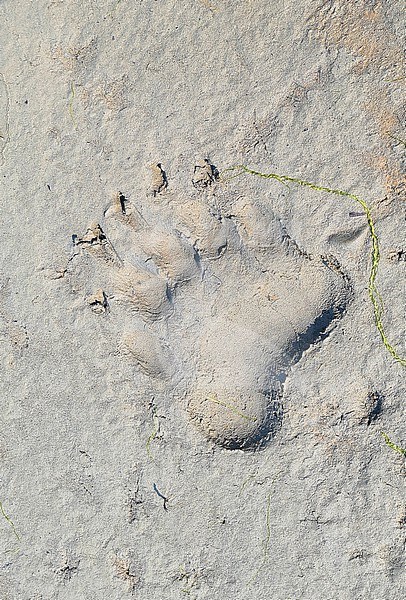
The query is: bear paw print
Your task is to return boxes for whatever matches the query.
[67,162,352,450]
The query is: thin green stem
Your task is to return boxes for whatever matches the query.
[381,432,406,457]
[0,500,20,544]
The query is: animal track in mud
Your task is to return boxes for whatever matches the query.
[66,162,352,450]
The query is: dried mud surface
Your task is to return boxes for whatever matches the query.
[0,1,405,599]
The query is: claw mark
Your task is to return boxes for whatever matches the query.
[150,163,168,197]
[0,500,20,550]
[118,191,127,214]
[192,158,219,189]
[381,432,406,457]
[223,165,406,367]
[87,288,109,314]
[205,392,258,422]
[68,82,77,128]
[75,223,123,266]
